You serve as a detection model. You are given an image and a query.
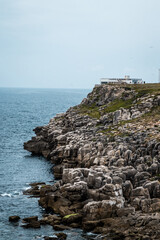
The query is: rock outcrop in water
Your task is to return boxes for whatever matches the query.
[24,84,160,239]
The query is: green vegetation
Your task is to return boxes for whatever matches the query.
[74,84,160,120]
[130,83,160,96]
[102,98,134,114]
[75,103,101,119]
[76,98,135,119]
[63,213,78,219]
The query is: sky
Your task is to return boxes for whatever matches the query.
[0,0,160,89]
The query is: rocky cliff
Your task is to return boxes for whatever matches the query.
[24,84,160,240]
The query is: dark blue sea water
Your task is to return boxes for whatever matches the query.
[0,88,99,240]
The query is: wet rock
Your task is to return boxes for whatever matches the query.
[44,237,58,240]
[39,194,72,216]
[55,233,67,240]
[40,185,54,197]
[22,216,40,228]
[21,221,41,228]
[24,139,48,156]
[23,186,40,197]
[53,224,71,231]
[9,216,20,222]
[30,182,46,187]
[62,213,82,225]
[40,214,61,225]
[22,216,38,223]
[53,165,64,179]
[82,220,104,231]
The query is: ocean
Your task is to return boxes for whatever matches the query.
[0,88,99,240]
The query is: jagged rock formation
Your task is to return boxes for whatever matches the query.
[24,84,160,239]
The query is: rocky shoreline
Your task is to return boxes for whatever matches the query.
[23,84,160,240]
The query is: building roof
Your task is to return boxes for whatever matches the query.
[100,77,143,84]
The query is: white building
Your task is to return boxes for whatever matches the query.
[100,75,143,84]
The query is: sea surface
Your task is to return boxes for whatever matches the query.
[0,88,101,240]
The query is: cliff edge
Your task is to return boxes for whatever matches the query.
[24,84,160,239]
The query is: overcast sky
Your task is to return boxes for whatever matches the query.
[0,0,160,88]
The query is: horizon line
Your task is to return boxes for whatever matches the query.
[0,86,91,90]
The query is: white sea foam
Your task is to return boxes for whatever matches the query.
[0,193,12,197]
[23,186,31,191]
[13,191,22,196]
[0,191,23,198]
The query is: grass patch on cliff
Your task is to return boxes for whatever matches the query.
[75,84,160,119]
[102,98,134,114]
[76,103,101,119]
[76,98,134,119]
[103,83,160,114]
[130,83,160,96]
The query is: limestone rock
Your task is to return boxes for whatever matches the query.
[24,84,160,238]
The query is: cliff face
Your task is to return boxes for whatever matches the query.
[24,84,160,239]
